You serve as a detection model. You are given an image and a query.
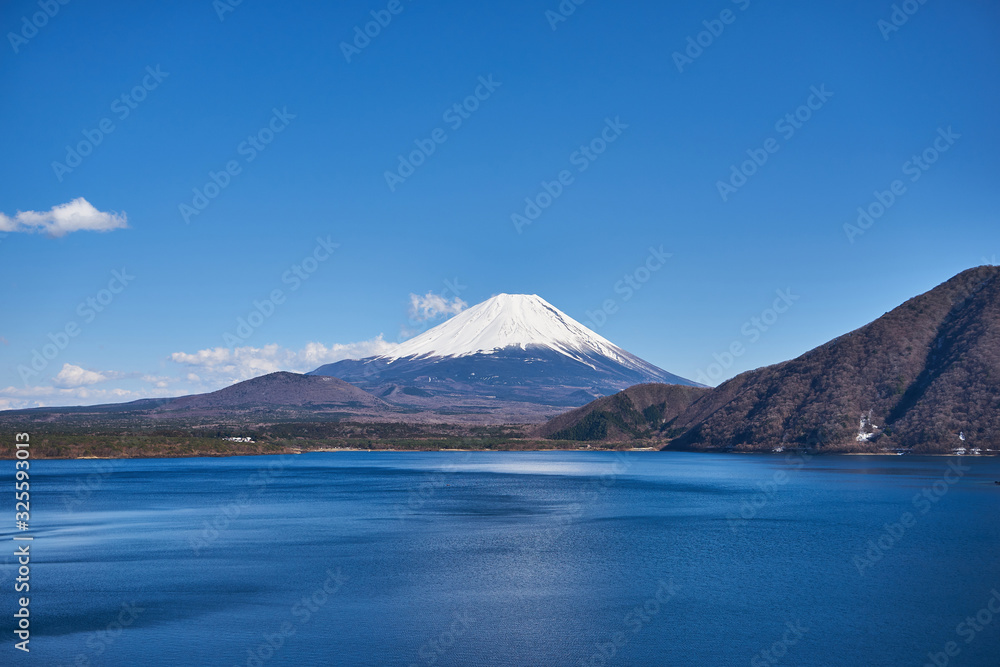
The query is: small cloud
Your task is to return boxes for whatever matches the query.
[0,383,175,410]
[170,347,232,367]
[53,363,111,388]
[0,368,189,410]
[0,198,127,237]
[169,337,397,385]
[408,291,467,323]
[140,374,175,389]
[0,339,398,411]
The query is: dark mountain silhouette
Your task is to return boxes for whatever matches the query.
[7,269,997,455]
[155,372,390,415]
[536,383,709,441]
[544,266,1000,453]
[4,371,567,426]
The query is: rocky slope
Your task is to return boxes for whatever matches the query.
[544,267,1000,453]
[536,383,709,441]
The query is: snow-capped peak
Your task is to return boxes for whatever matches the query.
[381,293,656,373]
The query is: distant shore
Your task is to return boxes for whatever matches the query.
[1,446,995,461]
[2,423,995,460]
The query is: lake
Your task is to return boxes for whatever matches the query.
[3,452,999,666]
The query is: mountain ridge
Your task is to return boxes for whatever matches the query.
[310,293,700,409]
[6,269,997,455]
[541,266,1000,452]
[157,371,390,414]
[381,293,663,374]
[536,383,710,441]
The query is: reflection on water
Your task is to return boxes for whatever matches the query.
[2,452,999,666]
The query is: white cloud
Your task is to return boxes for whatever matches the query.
[169,347,232,367]
[53,363,112,388]
[169,337,397,385]
[0,383,174,410]
[0,337,396,411]
[0,197,127,237]
[408,292,467,322]
[141,374,174,389]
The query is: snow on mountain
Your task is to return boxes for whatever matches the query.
[381,293,657,373]
[309,293,700,408]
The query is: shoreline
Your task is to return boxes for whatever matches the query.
[0,448,996,461]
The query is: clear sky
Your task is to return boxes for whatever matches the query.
[1,0,998,407]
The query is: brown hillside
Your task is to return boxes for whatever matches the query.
[668,266,1000,452]
[159,372,390,413]
[536,383,709,441]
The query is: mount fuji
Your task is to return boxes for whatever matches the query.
[309,294,699,410]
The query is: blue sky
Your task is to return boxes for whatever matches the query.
[1,0,998,407]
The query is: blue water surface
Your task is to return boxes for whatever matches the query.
[2,451,999,666]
